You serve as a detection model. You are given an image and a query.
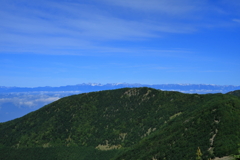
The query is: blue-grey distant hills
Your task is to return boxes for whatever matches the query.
[1,83,240,93]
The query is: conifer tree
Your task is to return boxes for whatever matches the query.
[196,147,203,160]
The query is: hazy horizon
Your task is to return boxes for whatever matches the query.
[1,82,240,88]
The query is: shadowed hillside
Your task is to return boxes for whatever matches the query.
[227,90,240,98]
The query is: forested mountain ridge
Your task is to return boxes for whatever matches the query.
[1,83,240,123]
[227,90,240,98]
[0,88,240,160]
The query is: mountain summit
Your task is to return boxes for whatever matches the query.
[0,87,240,160]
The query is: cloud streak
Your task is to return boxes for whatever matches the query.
[233,19,240,23]
[103,0,201,15]
[0,96,60,109]
[1,0,238,56]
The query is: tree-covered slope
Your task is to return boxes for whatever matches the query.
[227,90,240,98]
[0,88,240,160]
[113,94,240,160]
[0,146,118,160]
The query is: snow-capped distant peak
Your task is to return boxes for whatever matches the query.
[90,83,103,86]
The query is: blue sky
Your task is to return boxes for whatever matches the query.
[1,0,240,87]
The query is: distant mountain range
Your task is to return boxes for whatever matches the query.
[1,83,240,93]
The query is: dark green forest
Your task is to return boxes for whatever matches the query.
[0,88,240,160]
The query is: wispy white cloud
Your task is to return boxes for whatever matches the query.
[103,0,202,15]
[0,0,239,56]
[0,1,200,40]
[233,19,240,23]
[199,70,229,73]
